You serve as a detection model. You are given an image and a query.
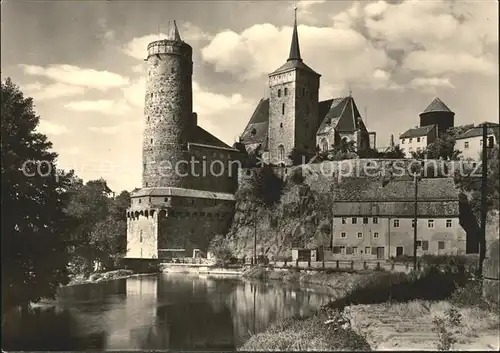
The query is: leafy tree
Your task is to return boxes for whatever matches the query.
[329,139,357,160]
[289,167,305,185]
[412,125,473,160]
[379,145,406,159]
[289,147,313,166]
[248,164,284,208]
[64,178,111,274]
[1,78,76,311]
[357,147,379,159]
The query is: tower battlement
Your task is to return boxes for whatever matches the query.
[147,39,192,59]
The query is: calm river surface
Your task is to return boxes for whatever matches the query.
[3,273,340,351]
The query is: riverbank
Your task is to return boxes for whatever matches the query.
[67,269,136,286]
[241,266,499,351]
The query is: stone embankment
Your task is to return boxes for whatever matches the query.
[347,301,499,351]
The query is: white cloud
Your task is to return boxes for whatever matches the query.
[408,77,454,94]
[64,99,131,115]
[36,120,69,136]
[22,81,85,101]
[88,120,141,135]
[19,64,129,90]
[403,51,497,76]
[360,0,498,75]
[201,22,395,91]
[123,23,212,61]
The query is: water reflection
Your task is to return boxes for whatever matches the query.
[2,274,338,351]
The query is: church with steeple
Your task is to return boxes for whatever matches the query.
[239,8,372,165]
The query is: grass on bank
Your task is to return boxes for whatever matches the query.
[241,263,498,351]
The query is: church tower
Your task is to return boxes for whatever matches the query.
[142,21,195,188]
[267,7,321,165]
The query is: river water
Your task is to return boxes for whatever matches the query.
[3,273,340,351]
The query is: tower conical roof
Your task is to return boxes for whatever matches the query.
[422,97,454,114]
[166,20,182,41]
[287,7,301,62]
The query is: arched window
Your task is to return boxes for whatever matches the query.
[321,138,329,152]
[284,87,288,96]
[278,144,285,161]
[278,89,281,97]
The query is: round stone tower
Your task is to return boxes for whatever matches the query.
[419,97,455,137]
[142,21,195,188]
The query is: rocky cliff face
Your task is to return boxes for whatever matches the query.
[220,178,334,259]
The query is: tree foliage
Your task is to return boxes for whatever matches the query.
[65,181,130,273]
[247,164,284,208]
[412,125,474,160]
[378,145,406,159]
[1,78,76,311]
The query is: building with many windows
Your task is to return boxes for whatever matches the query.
[455,122,499,160]
[399,125,438,158]
[328,177,466,260]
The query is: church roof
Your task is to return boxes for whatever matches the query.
[400,125,436,139]
[194,126,232,149]
[421,97,454,114]
[239,98,269,145]
[269,60,320,76]
[317,96,364,135]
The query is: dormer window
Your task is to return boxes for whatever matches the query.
[250,128,257,136]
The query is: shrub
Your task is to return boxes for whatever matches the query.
[289,167,305,185]
[323,266,468,310]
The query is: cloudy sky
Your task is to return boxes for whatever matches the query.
[2,0,498,192]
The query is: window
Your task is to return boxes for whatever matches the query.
[428,219,434,228]
[278,89,281,97]
[401,139,405,144]
[352,247,358,255]
[412,219,416,228]
[417,137,421,142]
[150,138,153,144]
[438,241,445,250]
[282,103,285,115]
[171,67,175,73]
[302,87,306,96]
[374,232,379,238]
[352,217,357,224]
[140,230,143,243]
[464,141,469,149]
[147,116,150,122]
[409,138,413,143]
[373,217,378,224]
[393,219,399,227]
[278,145,285,161]
[488,136,495,148]
[340,246,346,254]
[357,232,363,238]
[284,87,288,96]
[365,247,371,255]
[138,199,142,204]
[341,217,347,224]
[417,240,422,248]
[422,241,429,251]
[280,123,283,128]
[341,232,346,238]
[480,139,483,145]
[321,138,329,152]
[446,219,452,228]
[363,217,369,224]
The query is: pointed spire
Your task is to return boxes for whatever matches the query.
[287,4,302,62]
[166,20,182,41]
